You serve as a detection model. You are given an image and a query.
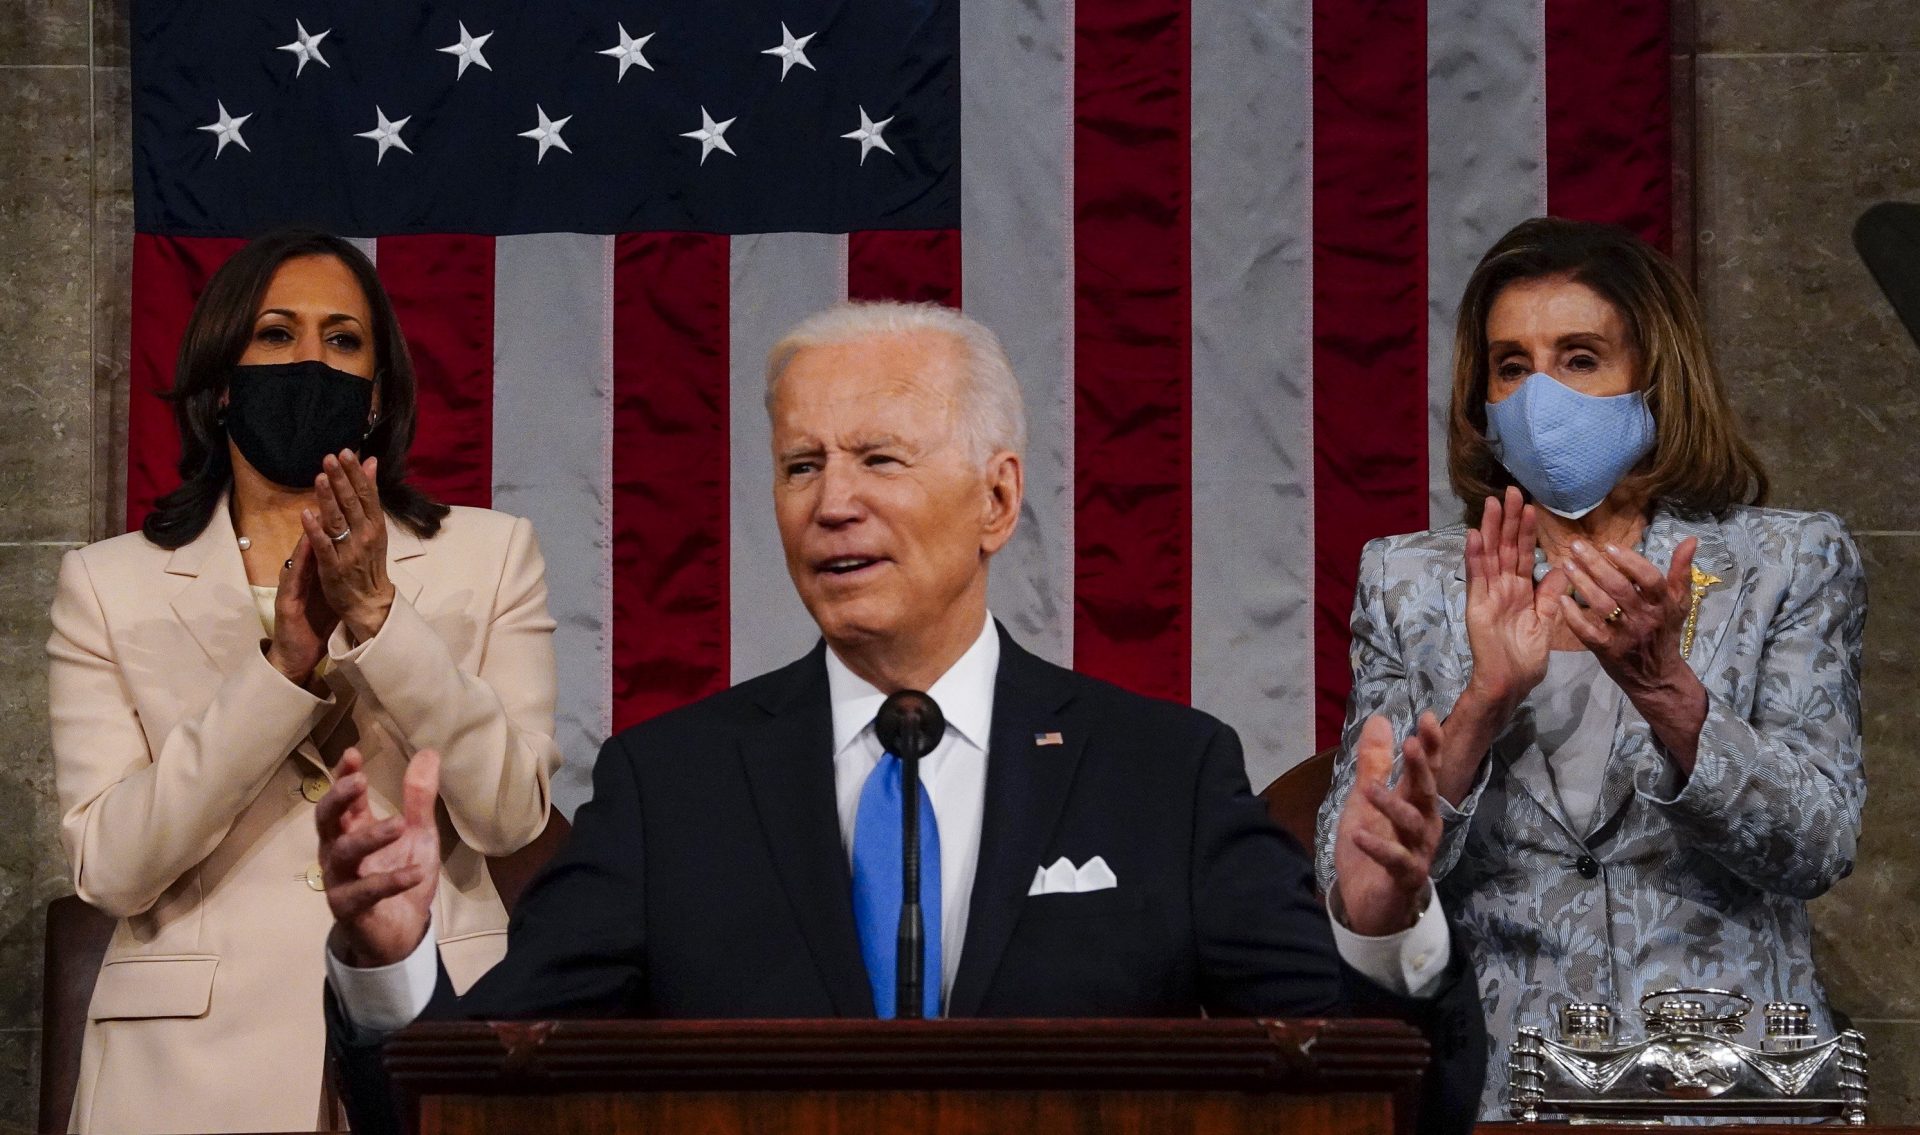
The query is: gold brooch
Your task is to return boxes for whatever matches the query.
[1681,565,1723,658]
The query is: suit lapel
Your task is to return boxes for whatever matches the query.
[1437,559,1475,716]
[737,645,875,1017]
[167,504,266,678]
[386,523,427,608]
[1589,507,1747,832]
[947,627,1083,1017]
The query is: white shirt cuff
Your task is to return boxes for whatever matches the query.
[1326,881,1451,999]
[325,918,440,1035]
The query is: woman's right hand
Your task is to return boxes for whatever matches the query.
[1463,486,1565,712]
[265,533,339,686]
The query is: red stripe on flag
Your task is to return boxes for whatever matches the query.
[1545,0,1673,250]
[1072,1,1192,703]
[126,234,247,533]
[610,233,732,732]
[1311,0,1430,747]
[848,230,963,308]
[377,236,495,508]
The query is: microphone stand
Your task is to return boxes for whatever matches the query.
[897,746,924,1019]
[876,690,945,1021]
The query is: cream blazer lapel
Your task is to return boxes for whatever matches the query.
[385,522,427,607]
[164,504,262,688]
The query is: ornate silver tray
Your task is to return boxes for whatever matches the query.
[1508,988,1867,1124]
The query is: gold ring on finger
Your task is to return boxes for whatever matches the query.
[1604,606,1625,624]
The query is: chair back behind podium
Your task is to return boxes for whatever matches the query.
[35,812,572,1134]
[1261,746,1338,852]
[384,1017,1429,1135]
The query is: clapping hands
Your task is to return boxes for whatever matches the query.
[264,532,338,685]
[300,451,395,645]
[1456,484,1706,776]
[1462,486,1568,713]
[262,450,394,685]
[317,746,441,968]
[1333,713,1444,936]
[1557,530,1708,769]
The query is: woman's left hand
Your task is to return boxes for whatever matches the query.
[1561,536,1709,772]
[303,450,394,645]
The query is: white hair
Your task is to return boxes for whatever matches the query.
[765,301,1027,464]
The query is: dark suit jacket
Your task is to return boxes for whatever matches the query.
[333,625,1485,1132]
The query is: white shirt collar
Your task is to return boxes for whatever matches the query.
[825,612,1000,758]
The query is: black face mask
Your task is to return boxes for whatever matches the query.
[224,361,376,489]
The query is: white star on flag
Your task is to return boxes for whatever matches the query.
[680,106,736,164]
[276,20,331,77]
[598,23,655,81]
[841,106,895,165]
[518,105,573,163]
[198,100,251,158]
[761,23,816,81]
[438,21,493,79]
[354,107,412,164]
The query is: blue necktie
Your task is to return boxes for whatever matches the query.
[850,752,942,1018]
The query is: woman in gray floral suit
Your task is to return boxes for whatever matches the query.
[1314,217,1866,1120]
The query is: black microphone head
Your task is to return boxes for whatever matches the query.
[876,690,947,762]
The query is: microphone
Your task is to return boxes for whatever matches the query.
[875,690,946,1019]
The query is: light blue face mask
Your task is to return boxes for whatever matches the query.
[1484,372,1656,520]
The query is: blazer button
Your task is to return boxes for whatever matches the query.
[305,864,326,891]
[300,774,331,803]
[1576,855,1599,880]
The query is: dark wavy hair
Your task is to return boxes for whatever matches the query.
[141,229,448,549]
[1448,217,1769,525]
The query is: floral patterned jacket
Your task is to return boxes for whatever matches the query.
[1313,503,1867,1119]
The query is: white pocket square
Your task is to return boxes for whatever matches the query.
[1027,855,1118,896]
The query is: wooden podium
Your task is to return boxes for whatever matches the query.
[384,1017,1430,1135]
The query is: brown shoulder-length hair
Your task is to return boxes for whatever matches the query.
[141,228,448,549]
[1447,217,1767,525]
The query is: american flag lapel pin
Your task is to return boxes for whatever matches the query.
[1035,731,1064,747]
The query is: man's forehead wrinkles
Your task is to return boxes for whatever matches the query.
[774,433,912,458]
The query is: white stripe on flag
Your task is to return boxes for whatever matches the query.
[492,233,613,816]
[345,236,377,266]
[1426,0,1549,523]
[963,0,1074,669]
[728,233,849,684]
[1191,0,1317,788]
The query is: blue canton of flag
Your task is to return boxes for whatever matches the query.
[134,0,959,236]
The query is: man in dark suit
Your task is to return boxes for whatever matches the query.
[318,303,1484,1132]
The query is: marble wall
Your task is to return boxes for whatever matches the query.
[0,0,1917,1129]
[1687,2,1920,1121]
[0,0,126,1130]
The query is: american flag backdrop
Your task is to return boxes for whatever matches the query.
[126,0,1673,814]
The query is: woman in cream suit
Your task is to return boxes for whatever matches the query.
[1314,218,1865,1119]
[47,230,561,1133]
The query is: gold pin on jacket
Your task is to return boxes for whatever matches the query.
[1682,564,1722,658]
